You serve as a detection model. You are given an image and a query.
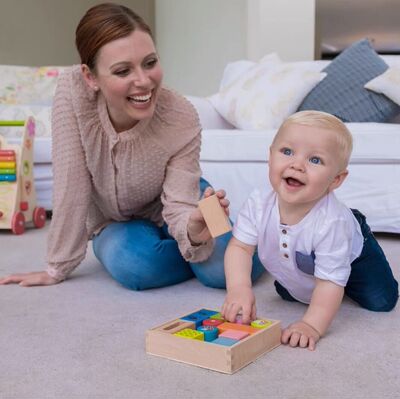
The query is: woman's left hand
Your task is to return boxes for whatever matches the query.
[187,187,230,244]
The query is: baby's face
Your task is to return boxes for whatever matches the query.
[269,123,346,210]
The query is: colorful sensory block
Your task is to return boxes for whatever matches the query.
[203,318,223,327]
[209,312,225,321]
[217,322,259,335]
[181,309,219,327]
[251,319,273,329]
[173,328,204,341]
[211,337,238,346]
[197,325,219,342]
[219,329,249,341]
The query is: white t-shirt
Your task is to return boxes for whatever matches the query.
[233,188,364,303]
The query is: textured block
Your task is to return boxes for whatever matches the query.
[203,318,223,327]
[198,194,232,238]
[220,329,249,341]
[251,319,273,329]
[174,328,204,341]
[181,309,219,327]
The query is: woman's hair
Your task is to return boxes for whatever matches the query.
[75,2,153,70]
[274,110,353,170]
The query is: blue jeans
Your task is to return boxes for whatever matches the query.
[274,209,399,312]
[92,178,265,290]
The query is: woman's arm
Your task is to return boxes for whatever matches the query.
[0,69,93,286]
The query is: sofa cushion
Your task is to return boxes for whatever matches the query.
[208,53,326,130]
[297,39,400,122]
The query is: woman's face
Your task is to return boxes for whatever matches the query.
[83,30,163,132]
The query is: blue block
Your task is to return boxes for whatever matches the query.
[181,309,219,328]
[211,337,239,346]
[197,325,219,342]
[0,175,16,182]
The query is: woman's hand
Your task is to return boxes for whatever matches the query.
[187,187,230,244]
[281,320,321,351]
[0,271,60,287]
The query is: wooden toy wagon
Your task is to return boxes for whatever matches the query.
[0,118,46,234]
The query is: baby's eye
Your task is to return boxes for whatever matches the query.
[309,156,322,164]
[282,148,292,156]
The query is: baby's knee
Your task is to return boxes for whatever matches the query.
[358,286,399,312]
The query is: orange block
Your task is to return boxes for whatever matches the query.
[217,322,259,335]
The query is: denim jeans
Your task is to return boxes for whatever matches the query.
[92,177,265,290]
[274,209,399,312]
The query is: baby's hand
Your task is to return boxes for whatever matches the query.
[221,286,256,325]
[281,320,321,351]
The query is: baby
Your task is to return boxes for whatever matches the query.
[221,110,398,350]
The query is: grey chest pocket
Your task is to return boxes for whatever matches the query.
[295,251,315,276]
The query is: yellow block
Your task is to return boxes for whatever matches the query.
[0,162,16,169]
[173,328,204,341]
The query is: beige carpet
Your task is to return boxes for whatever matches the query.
[1,223,399,399]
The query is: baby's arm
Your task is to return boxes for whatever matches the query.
[281,278,344,350]
[221,237,257,324]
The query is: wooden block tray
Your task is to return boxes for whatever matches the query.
[146,308,281,374]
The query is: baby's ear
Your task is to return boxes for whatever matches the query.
[328,169,348,192]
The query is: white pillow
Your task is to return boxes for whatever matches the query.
[209,53,327,130]
[364,65,400,106]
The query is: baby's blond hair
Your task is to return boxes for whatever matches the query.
[274,110,353,170]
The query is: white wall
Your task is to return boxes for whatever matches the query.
[155,0,316,96]
[0,0,154,66]
[155,0,248,97]
[247,0,315,62]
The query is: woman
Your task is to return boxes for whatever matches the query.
[0,3,264,290]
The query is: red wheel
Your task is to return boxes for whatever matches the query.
[33,207,46,228]
[11,212,25,235]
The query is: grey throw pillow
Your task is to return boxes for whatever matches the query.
[297,39,400,122]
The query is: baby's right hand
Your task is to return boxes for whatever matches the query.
[0,271,60,287]
[221,286,256,325]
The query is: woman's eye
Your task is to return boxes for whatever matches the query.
[282,148,292,156]
[114,69,130,76]
[144,59,158,69]
[310,156,322,164]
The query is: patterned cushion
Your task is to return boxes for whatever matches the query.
[0,65,65,106]
[209,53,326,130]
[297,39,400,122]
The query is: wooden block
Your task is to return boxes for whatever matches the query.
[210,337,238,346]
[174,328,204,341]
[217,322,259,335]
[219,329,249,341]
[146,308,281,374]
[181,309,219,327]
[198,194,232,238]
[155,319,196,334]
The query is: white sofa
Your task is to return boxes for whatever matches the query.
[1,56,399,234]
[188,95,400,234]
